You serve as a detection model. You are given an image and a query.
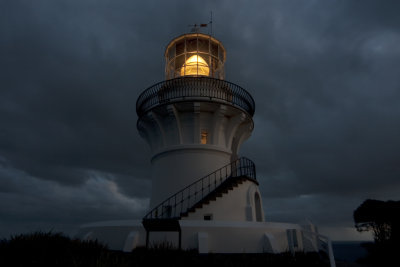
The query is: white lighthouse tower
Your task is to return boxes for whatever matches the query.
[137,33,264,229]
[76,32,334,262]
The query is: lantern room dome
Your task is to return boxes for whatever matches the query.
[164,33,226,80]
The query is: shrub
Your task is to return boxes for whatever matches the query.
[0,231,129,267]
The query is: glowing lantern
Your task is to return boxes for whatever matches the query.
[180,55,210,76]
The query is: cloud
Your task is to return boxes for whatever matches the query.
[0,157,149,238]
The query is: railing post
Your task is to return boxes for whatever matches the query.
[202,178,204,198]
[208,174,210,194]
[174,195,177,217]
[253,162,256,179]
[180,191,183,214]
[178,229,182,250]
[146,230,149,249]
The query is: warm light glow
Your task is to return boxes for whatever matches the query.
[181,55,210,76]
[201,131,208,144]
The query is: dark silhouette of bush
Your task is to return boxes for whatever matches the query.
[0,231,130,267]
[354,199,400,244]
[354,199,400,266]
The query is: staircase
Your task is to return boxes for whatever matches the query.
[180,175,257,218]
[142,157,257,234]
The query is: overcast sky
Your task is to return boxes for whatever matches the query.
[1,0,399,241]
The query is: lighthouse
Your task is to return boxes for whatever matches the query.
[137,33,264,228]
[76,32,334,261]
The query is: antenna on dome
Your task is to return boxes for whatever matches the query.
[210,11,213,36]
[188,12,213,35]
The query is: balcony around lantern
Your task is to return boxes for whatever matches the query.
[136,76,255,118]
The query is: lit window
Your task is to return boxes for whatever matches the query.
[181,55,210,76]
[201,131,208,144]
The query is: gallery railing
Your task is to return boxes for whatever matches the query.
[136,77,255,117]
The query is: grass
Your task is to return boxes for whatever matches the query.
[0,231,330,267]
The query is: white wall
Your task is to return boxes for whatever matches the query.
[150,146,231,208]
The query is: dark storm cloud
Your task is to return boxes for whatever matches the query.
[0,160,149,237]
[237,0,400,229]
[1,0,400,239]
[240,1,400,193]
[0,0,211,185]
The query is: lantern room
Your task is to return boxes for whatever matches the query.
[164,33,226,80]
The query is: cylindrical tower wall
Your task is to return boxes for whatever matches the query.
[150,147,231,208]
[138,98,253,209]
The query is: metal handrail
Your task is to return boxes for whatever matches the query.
[136,77,255,117]
[143,157,256,220]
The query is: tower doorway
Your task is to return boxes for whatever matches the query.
[254,192,262,222]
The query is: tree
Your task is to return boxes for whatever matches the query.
[353,199,400,244]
